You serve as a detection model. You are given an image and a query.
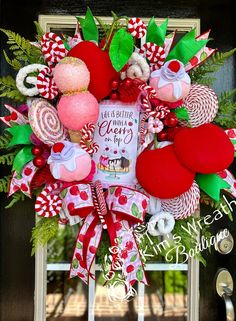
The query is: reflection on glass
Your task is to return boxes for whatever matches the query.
[46,269,187,320]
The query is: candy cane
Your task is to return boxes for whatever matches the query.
[139,112,149,145]
[41,32,67,65]
[128,18,147,39]
[140,84,170,119]
[80,123,99,155]
[37,66,58,100]
[90,181,107,229]
[35,182,63,217]
[139,42,166,68]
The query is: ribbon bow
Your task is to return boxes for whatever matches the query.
[62,182,149,286]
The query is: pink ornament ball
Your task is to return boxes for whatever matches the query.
[53,57,90,93]
[57,91,99,130]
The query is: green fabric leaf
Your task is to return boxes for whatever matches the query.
[196,173,230,201]
[76,242,82,249]
[109,29,134,72]
[174,107,189,121]
[130,253,137,262]
[76,7,98,43]
[146,17,168,46]
[12,146,34,174]
[7,124,33,147]
[131,203,139,217]
[136,268,143,281]
[166,29,208,65]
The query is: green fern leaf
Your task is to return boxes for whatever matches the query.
[31,217,59,255]
[3,50,22,70]
[0,75,25,102]
[0,151,18,166]
[0,28,42,65]
[0,132,11,150]
[190,48,236,85]
[0,175,11,193]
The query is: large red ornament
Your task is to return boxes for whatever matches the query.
[136,145,195,198]
[173,123,234,174]
[68,41,118,101]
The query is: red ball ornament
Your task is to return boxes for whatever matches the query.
[173,123,235,174]
[164,112,179,127]
[123,78,132,88]
[111,80,119,90]
[157,131,168,141]
[136,145,195,198]
[110,91,119,100]
[33,156,46,168]
[32,146,43,156]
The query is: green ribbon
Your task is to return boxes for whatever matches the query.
[7,124,33,147]
[166,29,208,65]
[146,18,168,46]
[196,173,230,201]
[12,146,34,174]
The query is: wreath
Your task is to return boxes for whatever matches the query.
[0,8,236,299]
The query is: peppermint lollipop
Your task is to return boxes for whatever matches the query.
[182,84,219,127]
[128,18,147,39]
[29,98,67,145]
[41,32,67,65]
[35,183,63,217]
[139,42,165,66]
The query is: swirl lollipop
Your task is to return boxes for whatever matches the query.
[28,98,67,145]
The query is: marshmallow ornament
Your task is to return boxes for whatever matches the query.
[48,141,92,182]
[150,60,191,103]
[148,212,175,236]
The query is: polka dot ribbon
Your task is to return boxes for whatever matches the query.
[35,182,63,217]
[41,32,67,65]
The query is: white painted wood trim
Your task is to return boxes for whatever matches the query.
[38,14,200,35]
[188,259,200,321]
[138,282,145,321]
[34,244,47,321]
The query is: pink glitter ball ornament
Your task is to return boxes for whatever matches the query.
[57,92,99,131]
[53,57,90,93]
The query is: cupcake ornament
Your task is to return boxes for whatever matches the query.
[47,141,93,182]
[53,57,99,137]
[150,59,191,104]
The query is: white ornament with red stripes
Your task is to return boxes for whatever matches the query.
[16,64,46,96]
[37,66,59,100]
[161,181,200,220]
[41,32,67,65]
[139,42,166,67]
[35,183,63,217]
[182,84,219,127]
[128,18,147,39]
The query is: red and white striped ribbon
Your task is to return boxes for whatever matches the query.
[90,181,107,229]
[35,182,63,217]
[41,32,67,65]
[127,18,147,39]
[80,123,99,155]
[139,42,166,67]
[37,66,58,100]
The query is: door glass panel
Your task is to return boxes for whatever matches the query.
[46,226,188,321]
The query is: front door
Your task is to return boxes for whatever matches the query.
[0,1,235,321]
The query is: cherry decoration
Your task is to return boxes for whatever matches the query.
[33,156,46,168]
[32,146,43,156]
